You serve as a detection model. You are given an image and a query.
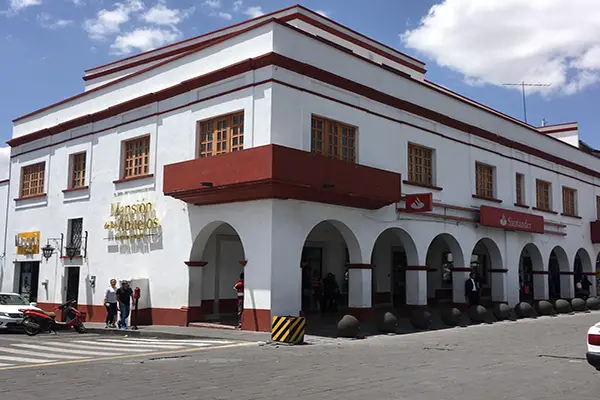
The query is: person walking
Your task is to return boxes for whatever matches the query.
[233,273,244,329]
[116,280,133,330]
[464,272,480,307]
[104,279,118,328]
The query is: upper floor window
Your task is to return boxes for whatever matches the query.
[562,187,577,216]
[67,218,83,257]
[198,112,244,158]
[70,152,86,189]
[536,179,552,210]
[515,173,525,205]
[311,115,356,163]
[123,136,150,179]
[20,162,45,198]
[475,162,494,199]
[407,143,433,186]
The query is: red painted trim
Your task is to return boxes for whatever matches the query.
[539,126,578,135]
[347,307,375,322]
[450,267,472,272]
[113,174,154,184]
[544,230,567,236]
[531,270,549,275]
[14,193,46,201]
[346,263,375,269]
[514,203,530,209]
[10,50,600,190]
[406,266,437,271]
[488,269,508,273]
[399,211,477,224]
[583,272,597,276]
[561,213,582,219]
[472,194,502,203]
[60,255,82,260]
[62,185,89,193]
[185,261,207,267]
[402,180,443,191]
[532,207,558,215]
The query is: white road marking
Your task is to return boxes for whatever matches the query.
[0,355,56,363]
[0,346,86,360]
[12,344,121,356]
[0,363,14,367]
[126,338,233,345]
[92,339,183,349]
[51,341,146,352]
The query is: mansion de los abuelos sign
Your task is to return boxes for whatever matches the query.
[104,200,161,241]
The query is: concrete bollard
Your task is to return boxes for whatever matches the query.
[514,302,534,318]
[586,297,600,311]
[536,300,556,316]
[555,299,572,314]
[571,298,587,312]
[441,307,462,326]
[493,303,512,321]
[467,305,488,323]
[377,311,398,334]
[409,309,432,330]
[337,314,360,338]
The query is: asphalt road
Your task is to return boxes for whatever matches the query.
[2,312,600,400]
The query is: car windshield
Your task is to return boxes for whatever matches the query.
[0,294,29,306]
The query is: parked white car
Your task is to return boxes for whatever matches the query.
[587,322,600,370]
[0,293,42,330]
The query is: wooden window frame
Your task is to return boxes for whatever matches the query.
[19,162,46,198]
[196,111,244,158]
[121,135,151,180]
[310,115,357,163]
[561,186,577,216]
[407,143,434,186]
[515,173,525,205]
[535,179,552,211]
[475,162,495,199]
[69,152,87,189]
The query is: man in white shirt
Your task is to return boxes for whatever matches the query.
[464,272,480,306]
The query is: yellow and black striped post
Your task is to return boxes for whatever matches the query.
[270,315,306,344]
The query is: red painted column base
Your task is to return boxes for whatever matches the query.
[347,307,375,322]
[241,308,271,332]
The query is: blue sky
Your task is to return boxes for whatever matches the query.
[1,0,599,160]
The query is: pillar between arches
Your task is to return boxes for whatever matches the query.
[406,266,431,306]
[560,271,575,299]
[489,269,508,303]
[532,270,549,300]
[346,264,374,321]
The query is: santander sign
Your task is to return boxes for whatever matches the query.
[479,206,544,234]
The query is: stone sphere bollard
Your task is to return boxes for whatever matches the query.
[493,303,512,320]
[337,314,360,338]
[378,311,398,334]
[441,307,462,326]
[555,299,572,314]
[536,300,556,316]
[587,297,600,311]
[409,309,432,330]
[467,305,488,323]
[514,302,534,318]
[571,298,587,312]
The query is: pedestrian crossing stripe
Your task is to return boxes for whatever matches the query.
[0,338,250,371]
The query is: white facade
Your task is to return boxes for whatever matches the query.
[3,6,599,330]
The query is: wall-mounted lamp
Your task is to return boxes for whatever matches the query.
[41,234,64,262]
[90,275,96,289]
[41,279,49,288]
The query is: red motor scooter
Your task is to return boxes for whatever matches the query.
[20,299,87,336]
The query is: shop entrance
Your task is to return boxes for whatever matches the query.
[18,262,39,303]
[301,247,323,313]
[65,267,80,308]
[519,256,534,302]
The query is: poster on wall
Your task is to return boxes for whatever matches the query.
[15,231,40,255]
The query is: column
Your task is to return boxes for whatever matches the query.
[504,232,520,307]
[184,261,207,325]
[560,272,575,299]
[346,264,374,321]
[405,266,429,306]
[451,268,471,308]
[532,271,549,300]
[489,270,508,303]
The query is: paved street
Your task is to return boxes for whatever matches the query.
[2,312,600,400]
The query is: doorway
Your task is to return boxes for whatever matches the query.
[301,247,323,313]
[18,262,40,303]
[65,267,80,306]
[391,250,407,307]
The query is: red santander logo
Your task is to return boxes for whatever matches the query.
[499,213,532,230]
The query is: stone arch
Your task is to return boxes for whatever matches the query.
[369,227,419,307]
[548,246,569,299]
[470,238,504,304]
[574,248,594,273]
[518,243,544,301]
[574,248,594,297]
[425,233,466,303]
[301,220,362,264]
[187,221,246,323]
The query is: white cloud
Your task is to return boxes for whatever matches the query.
[141,1,194,25]
[202,0,221,9]
[83,0,144,41]
[243,6,263,18]
[402,0,600,96]
[232,0,242,12]
[314,10,329,18]
[70,0,85,6]
[110,27,180,54]
[9,0,41,12]
[38,12,73,29]
[217,11,231,20]
[0,147,10,181]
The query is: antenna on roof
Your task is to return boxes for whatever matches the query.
[541,118,547,127]
[502,81,551,124]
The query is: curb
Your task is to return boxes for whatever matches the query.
[84,328,249,341]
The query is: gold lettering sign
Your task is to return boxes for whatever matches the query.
[16,231,40,255]
[104,200,161,241]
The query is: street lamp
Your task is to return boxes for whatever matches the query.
[65,245,78,260]
[41,234,63,262]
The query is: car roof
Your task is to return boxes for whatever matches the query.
[0,293,20,296]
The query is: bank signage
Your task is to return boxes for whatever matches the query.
[104,200,161,241]
[15,231,40,255]
[404,193,433,213]
[479,205,544,234]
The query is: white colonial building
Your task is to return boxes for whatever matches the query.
[2,5,600,331]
